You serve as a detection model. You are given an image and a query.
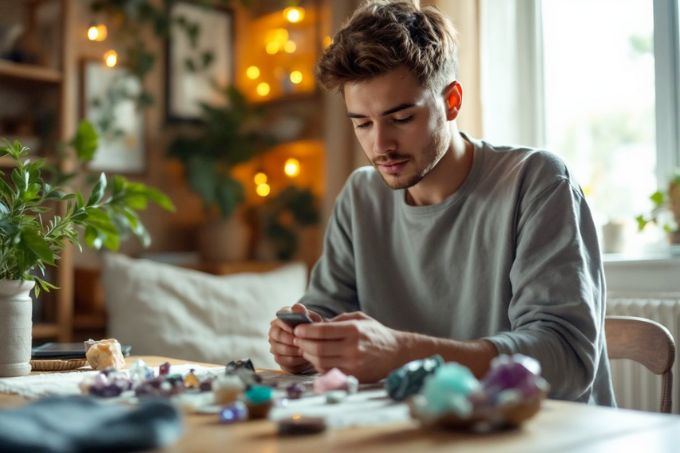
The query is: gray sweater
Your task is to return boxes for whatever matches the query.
[301,135,615,405]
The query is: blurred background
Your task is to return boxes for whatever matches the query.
[0,0,678,342]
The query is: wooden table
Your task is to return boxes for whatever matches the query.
[2,356,680,452]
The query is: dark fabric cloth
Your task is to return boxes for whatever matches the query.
[0,396,183,453]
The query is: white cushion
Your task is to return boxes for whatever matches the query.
[102,253,307,369]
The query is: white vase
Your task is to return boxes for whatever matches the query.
[0,280,35,377]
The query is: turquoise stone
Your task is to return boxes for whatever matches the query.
[244,385,273,404]
[385,355,444,401]
[422,363,481,417]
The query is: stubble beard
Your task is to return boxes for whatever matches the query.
[372,131,449,191]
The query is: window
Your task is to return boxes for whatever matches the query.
[481,0,680,252]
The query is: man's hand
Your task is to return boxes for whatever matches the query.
[268,303,324,374]
[293,311,403,382]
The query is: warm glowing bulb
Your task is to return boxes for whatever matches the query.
[254,172,268,185]
[284,158,301,177]
[87,24,107,41]
[322,35,333,49]
[284,7,305,23]
[265,41,280,55]
[103,50,118,68]
[289,71,303,84]
[256,183,271,197]
[283,40,296,53]
[256,82,271,97]
[246,65,260,80]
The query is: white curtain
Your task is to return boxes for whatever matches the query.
[480,0,545,148]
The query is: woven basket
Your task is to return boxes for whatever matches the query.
[30,359,88,372]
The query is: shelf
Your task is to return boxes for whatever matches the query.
[32,323,59,339]
[0,60,62,84]
[73,313,106,330]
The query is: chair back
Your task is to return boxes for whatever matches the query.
[605,315,676,413]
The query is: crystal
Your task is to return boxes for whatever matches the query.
[226,359,256,373]
[325,390,347,404]
[313,368,350,393]
[244,385,273,405]
[129,360,154,383]
[286,383,305,399]
[85,339,126,370]
[213,374,245,405]
[219,401,248,424]
[183,369,200,389]
[278,415,327,435]
[421,363,481,417]
[385,355,444,401]
[482,354,548,401]
[159,362,171,376]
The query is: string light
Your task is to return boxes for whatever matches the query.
[103,50,118,68]
[246,65,261,80]
[87,24,108,42]
[265,41,280,55]
[283,40,297,54]
[254,172,268,185]
[256,183,271,197]
[256,82,271,97]
[284,158,301,177]
[289,71,303,84]
[283,7,305,23]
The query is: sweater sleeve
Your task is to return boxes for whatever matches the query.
[484,177,606,402]
[298,184,360,318]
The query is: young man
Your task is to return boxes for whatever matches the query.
[268,0,614,405]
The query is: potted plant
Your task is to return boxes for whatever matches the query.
[259,185,320,260]
[168,86,277,261]
[635,172,680,244]
[0,121,174,377]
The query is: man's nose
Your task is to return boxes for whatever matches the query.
[373,124,397,155]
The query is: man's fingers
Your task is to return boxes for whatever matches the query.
[269,323,296,345]
[275,355,309,370]
[295,337,349,357]
[269,340,302,357]
[331,311,368,322]
[291,303,324,322]
[271,317,294,334]
[295,321,357,340]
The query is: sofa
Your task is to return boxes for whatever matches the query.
[102,254,308,369]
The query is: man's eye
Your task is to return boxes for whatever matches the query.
[355,122,371,129]
[394,115,413,124]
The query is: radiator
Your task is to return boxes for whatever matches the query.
[606,293,680,413]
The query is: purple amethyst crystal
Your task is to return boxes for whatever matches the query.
[159,362,171,376]
[482,354,547,400]
[285,383,305,399]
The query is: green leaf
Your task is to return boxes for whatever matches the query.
[21,229,56,265]
[71,120,99,162]
[650,190,665,207]
[635,214,649,231]
[88,173,107,206]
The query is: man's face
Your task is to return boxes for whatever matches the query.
[343,66,452,190]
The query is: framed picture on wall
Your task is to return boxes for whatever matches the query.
[165,1,234,122]
[80,59,146,174]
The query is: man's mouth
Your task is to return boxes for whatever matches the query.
[376,160,408,175]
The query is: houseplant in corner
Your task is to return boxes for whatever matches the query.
[168,86,277,261]
[0,122,174,377]
[635,171,680,245]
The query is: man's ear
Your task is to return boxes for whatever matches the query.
[443,81,463,121]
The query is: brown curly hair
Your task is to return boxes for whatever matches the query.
[316,0,459,93]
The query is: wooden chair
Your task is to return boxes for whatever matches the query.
[605,315,676,413]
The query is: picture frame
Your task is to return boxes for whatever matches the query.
[80,59,146,174]
[165,1,234,122]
